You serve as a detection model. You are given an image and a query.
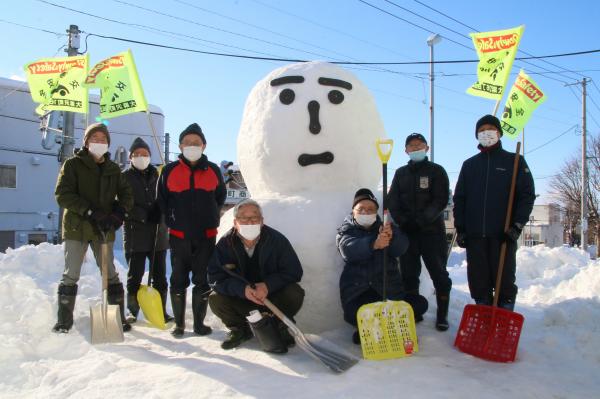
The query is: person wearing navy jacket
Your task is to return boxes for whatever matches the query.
[207,199,304,350]
[337,188,428,344]
[453,115,536,310]
[156,123,226,337]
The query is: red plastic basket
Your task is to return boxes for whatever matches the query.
[454,304,524,362]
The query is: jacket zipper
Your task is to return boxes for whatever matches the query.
[482,153,490,237]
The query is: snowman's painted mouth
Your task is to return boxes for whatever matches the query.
[298,151,334,167]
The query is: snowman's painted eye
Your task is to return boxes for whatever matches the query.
[279,88,295,105]
[328,90,344,104]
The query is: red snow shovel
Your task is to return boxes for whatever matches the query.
[454,142,525,363]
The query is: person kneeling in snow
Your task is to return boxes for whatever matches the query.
[208,199,305,352]
[52,123,134,334]
[337,189,428,344]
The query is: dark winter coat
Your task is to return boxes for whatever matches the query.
[156,154,226,241]
[122,164,168,253]
[336,215,409,307]
[453,142,536,238]
[208,225,303,299]
[55,148,133,242]
[388,158,450,234]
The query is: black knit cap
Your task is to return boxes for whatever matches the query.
[352,188,379,209]
[405,132,427,147]
[129,137,151,155]
[475,114,503,137]
[179,123,206,144]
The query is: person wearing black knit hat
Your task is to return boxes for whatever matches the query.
[122,137,173,325]
[336,188,428,345]
[157,123,226,338]
[453,115,536,311]
[388,132,452,331]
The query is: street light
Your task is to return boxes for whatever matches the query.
[427,33,442,163]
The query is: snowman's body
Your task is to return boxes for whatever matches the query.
[221,62,386,332]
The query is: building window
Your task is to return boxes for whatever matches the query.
[0,165,16,188]
[28,233,48,245]
[443,210,450,221]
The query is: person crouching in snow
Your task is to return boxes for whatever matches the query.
[52,122,133,334]
[207,199,305,352]
[122,137,172,324]
[337,188,428,344]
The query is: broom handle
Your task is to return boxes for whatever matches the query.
[492,142,521,308]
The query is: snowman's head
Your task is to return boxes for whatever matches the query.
[238,61,384,196]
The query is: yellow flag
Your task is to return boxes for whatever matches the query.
[24,54,89,115]
[84,50,148,119]
[500,69,547,139]
[466,25,524,100]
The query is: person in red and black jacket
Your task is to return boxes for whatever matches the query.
[157,123,226,338]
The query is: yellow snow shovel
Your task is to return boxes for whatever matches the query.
[91,233,124,344]
[137,226,166,329]
[356,139,419,360]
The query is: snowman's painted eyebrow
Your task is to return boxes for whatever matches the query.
[318,77,352,90]
[270,76,305,86]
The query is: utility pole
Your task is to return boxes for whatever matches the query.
[427,34,442,163]
[57,24,80,241]
[164,132,170,163]
[581,78,588,251]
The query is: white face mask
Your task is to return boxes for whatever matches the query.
[131,156,150,170]
[182,146,203,162]
[408,149,427,162]
[88,143,108,158]
[355,214,377,228]
[238,224,261,241]
[477,130,499,147]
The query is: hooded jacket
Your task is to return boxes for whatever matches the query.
[55,148,133,242]
[336,215,409,306]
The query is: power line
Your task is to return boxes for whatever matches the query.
[525,125,579,155]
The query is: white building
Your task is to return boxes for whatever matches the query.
[522,203,563,247]
[0,77,165,252]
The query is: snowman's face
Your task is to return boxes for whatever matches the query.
[238,62,383,196]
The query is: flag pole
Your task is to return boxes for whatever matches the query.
[492,99,501,117]
[146,111,165,165]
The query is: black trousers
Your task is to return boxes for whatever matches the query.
[209,283,305,329]
[125,250,168,294]
[169,236,216,294]
[342,288,428,326]
[400,232,452,295]
[465,237,518,303]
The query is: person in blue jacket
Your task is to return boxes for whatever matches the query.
[208,199,305,350]
[453,115,536,310]
[337,188,428,344]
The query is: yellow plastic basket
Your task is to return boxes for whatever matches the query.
[356,300,418,360]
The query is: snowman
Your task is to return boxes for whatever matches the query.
[220,61,385,332]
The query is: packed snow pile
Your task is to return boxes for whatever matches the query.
[1,243,599,398]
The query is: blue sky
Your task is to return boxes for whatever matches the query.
[1,0,599,201]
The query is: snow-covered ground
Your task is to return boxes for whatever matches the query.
[1,243,599,398]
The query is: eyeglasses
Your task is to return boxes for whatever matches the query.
[236,217,262,224]
[353,207,377,215]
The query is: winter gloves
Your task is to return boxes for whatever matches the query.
[87,204,127,233]
[456,232,467,248]
[503,223,524,243]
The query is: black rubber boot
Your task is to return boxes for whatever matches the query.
[126,291,139,324]
[277,320,295,348]
[352,330,361,345]
[498,298,515,311]
[435,293,450,331]
[192,287,212,336]
[170,290,186,338]
[107,283,131,332]
[249,314,287,354]
[52,284,77,333]
[158,289,174,323]
[221,325,253,350]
